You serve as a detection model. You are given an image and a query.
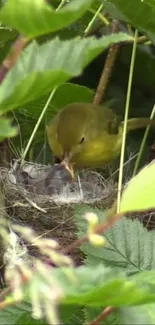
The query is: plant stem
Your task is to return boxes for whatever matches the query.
[62,213,121,254]
[117,29,138,213]
[133,103,155,176]
[127,23,133,36]
[93,20,120,105]
[84,4,104,36]
[136,35,147,44]
[56,0,66,11]
[88,8,110,26]
[21,88,57,164]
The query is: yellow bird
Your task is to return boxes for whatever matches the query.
[47,102,155,175]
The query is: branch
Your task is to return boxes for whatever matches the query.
[93,20,120,105]
[0,35,29,83]
[62,213,121,254]
[88,306,114,325]
[0,286,11,303]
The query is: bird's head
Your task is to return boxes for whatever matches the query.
[57,103,93,158]
[56,102,95,177]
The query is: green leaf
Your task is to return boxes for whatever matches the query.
[0,297,81,325]
[75,205,155,273]
[0,0,93,38]
[16,312,46,325]
[0,33,131,113]
[120,162,155,213]
[38,0,103,40]
[59,305,84,325]
[18,83,94,120]
[85,271,155,323]
[104,0,155,39]
[24,265,155,307]
[0,118,17,141]
[0,27,17,46]
[0,301,32,325]
[86,304,155,324]
[4,268,155,325]
[0,33,130,113]
[119,304,155,324]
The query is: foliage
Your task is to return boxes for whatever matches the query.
[0,0,94,37]
[120,161,155,212]
[3,207,155,324]
[75,205,155,274]
[1,1,155,325]
[0,33,131,113]
[103,0,155,41]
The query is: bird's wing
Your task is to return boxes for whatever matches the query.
[97,107,122,135]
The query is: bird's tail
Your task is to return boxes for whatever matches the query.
[122,118,155,132]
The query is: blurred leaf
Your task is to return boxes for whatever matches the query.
[3,281,155,325]
[85,306,120,324]
[0,0,93,38]
[118,304,155,324]
[59,305,84,324]
[0,27,18,65]
[78,302,155,325]
[0,33,131,113]
[0,118,17,141]
[25,265,155,307]
[86,303,155,324]
[0,27,17,46]
[16,312,46,325]
[0,301,32,325]
[120,162,155,213]
[38,0,104,41]
[104,0,155,40]
[75,205,155,274]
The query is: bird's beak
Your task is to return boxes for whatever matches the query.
[60,152,75,179]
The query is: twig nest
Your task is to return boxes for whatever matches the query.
[1,160,117,262]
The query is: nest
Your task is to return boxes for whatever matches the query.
[1,159,155,268]
[0,160,117,265]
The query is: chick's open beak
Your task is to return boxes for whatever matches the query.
[60,152,75,179]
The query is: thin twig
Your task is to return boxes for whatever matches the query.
[18,190,47,213]
[62,213,121,254]
[56,0,66,11]
[0,35,28,83]
[21,88,57,164]
[84,4,104,36]
[93,20,120,105]
[88,306,114,325]
[117,29,138,213]
[88,8,110,27]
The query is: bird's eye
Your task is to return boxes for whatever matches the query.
[79,136,85,144]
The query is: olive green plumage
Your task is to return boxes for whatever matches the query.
[47,102,155,169]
